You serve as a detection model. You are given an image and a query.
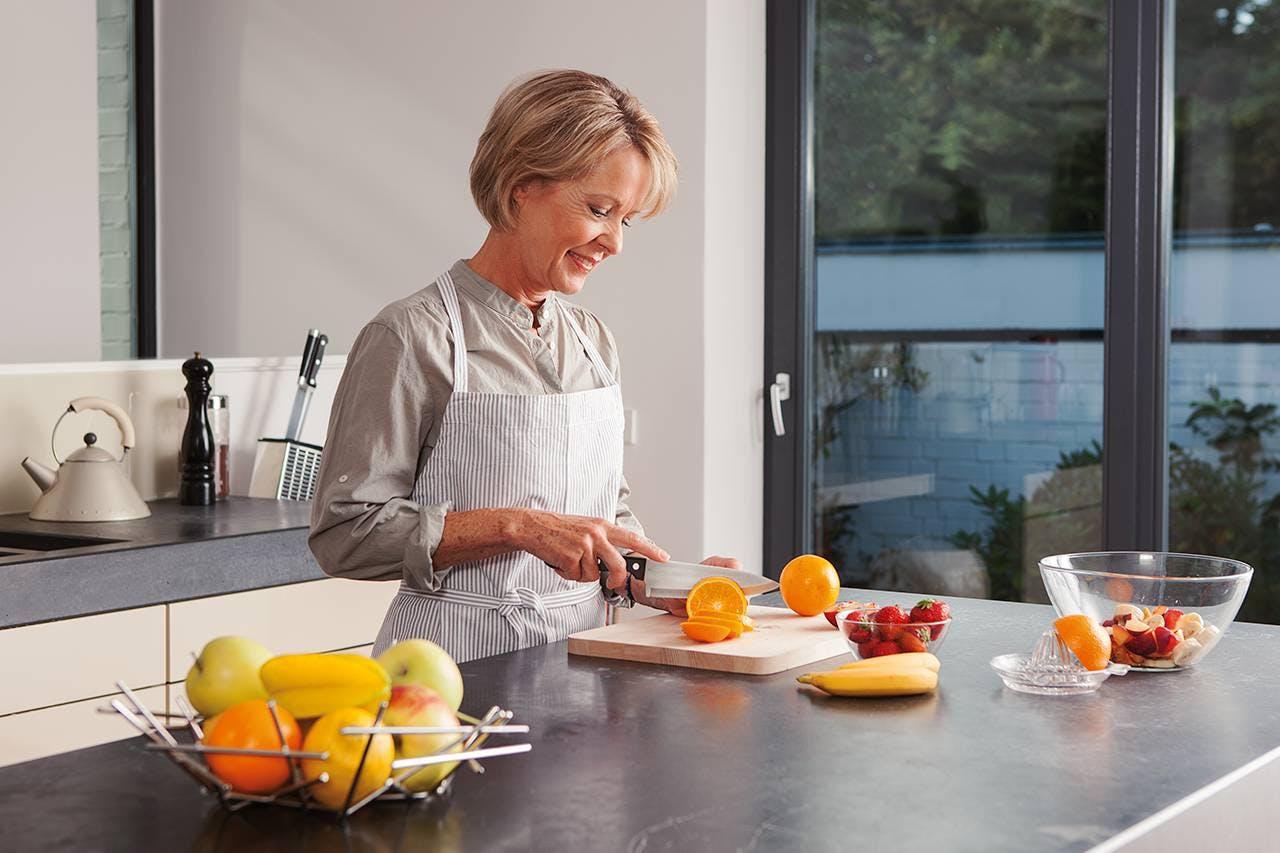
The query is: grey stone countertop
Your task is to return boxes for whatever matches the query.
[0,497,320,630]
[1,590,1277,852]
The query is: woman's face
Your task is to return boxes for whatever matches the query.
[510,145,650,298]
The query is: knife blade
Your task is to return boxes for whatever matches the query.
[618,556,779,598]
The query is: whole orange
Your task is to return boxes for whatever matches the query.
[202,699,302,793]
[779,554,840,616]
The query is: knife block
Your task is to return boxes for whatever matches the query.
[247,438,323,501]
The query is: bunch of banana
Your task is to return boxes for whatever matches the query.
[260,653,391,718]
[796,652,940,697]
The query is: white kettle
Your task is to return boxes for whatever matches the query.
[21,397,151,522]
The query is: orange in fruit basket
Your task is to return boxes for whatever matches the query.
[685,577,748,619]
[1053,614,1111,671]
[202,699,302,793]
[779,554,840,616]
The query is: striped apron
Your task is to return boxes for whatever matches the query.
[371,271,624,663]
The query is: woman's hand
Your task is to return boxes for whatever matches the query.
[513,509,669,592]
[631,554,744,617]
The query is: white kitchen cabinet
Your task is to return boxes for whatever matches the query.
[0,685,165,769]
[0,606,166,716]
[167,578,398,679]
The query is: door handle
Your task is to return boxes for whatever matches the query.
[769,372,791,437]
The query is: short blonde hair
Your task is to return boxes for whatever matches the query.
[470,70,678,231]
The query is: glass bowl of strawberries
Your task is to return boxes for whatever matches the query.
[835,600,953,660]
[1039,552,1252,670]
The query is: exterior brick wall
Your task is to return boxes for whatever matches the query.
[98,0,134,359]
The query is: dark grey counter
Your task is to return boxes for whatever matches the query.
[1,591,1277,852]
[0,497,321,629]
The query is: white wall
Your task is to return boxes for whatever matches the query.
[0,356,342,515]
[155,0,766,567]
[0,1,100,363]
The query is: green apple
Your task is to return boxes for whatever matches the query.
[383,684,463,793]
[376,639,463,712]
[185,636,272,716]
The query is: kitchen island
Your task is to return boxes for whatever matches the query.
[1,591,1277,852]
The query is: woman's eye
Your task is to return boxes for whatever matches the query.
[590,206,607,218]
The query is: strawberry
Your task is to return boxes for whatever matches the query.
[1163,609,1183,630]
[872,605,910,639]
[908,599,952,639]
[898,631,928,654]
[841,611,874,644]
[857,640,879,659]
[866,640,901,658]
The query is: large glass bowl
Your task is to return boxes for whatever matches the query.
[1039,552,1252,670]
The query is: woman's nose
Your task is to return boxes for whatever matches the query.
[597,221,623,256]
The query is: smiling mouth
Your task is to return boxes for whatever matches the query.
[567,251,598,273]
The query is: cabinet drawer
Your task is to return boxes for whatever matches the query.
[168,579,397,677]
[0,685,166,769]
[0,607,166,715]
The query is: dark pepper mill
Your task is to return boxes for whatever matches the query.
[179,351,216,506]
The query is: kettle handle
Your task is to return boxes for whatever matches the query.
[68,397,137,451]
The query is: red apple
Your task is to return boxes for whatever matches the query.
[1153,625,1179,656]
[382,684,463,794]
[1126,630,1158,657]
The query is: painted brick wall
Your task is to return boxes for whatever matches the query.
[820,340,1280,576]
[98,0,134,359]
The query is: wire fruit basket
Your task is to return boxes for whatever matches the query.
[106,680,530,819]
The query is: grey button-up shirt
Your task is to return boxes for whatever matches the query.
[308,259,645,589]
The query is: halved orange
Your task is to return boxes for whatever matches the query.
[685,577,748,620]
[682,621,731,643]
[1053,614,1111,671]
[686,615,744,638]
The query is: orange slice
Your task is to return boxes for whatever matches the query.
[681,621,731,643]
[1053,614,1111,671]
[685,577,748,620]
[689,610,750,634]
[686,615,744,638]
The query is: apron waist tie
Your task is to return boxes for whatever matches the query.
[401,582,598,643]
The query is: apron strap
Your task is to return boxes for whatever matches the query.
[435,271,469,393]
[559,300,617,386]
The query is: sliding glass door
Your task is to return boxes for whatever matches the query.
[766,1,1280,623]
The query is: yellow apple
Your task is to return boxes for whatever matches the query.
[383,684,462,793]
[376,639,463,712]
[300,707,394,810]
[184,636,272,717]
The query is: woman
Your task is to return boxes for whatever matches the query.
[309,70,740,662]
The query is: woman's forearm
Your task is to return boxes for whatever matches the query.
[432,507,528,570]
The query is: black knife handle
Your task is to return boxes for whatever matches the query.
[591,555,647,597]
[297,330,326,388]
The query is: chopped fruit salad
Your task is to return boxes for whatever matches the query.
[1101,604,1221,668]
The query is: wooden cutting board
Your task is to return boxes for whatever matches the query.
[567,606,849,675]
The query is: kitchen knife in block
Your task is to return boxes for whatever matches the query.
[248,330,328,501]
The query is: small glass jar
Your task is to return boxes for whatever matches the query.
[177,394,230,499]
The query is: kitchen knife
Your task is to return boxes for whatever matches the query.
[284,329,328,441]
[612,556,779,598]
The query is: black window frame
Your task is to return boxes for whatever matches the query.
[763,0,1176,575]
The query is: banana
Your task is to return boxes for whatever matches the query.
[796,666,938,697]
[260,653,391,718]
[836,652,940,673]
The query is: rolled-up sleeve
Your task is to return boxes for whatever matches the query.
[308,322,450,588]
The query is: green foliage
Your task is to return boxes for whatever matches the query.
[949,485,1025,601]
[952,386,1280,621]
[814,0,1280,242]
